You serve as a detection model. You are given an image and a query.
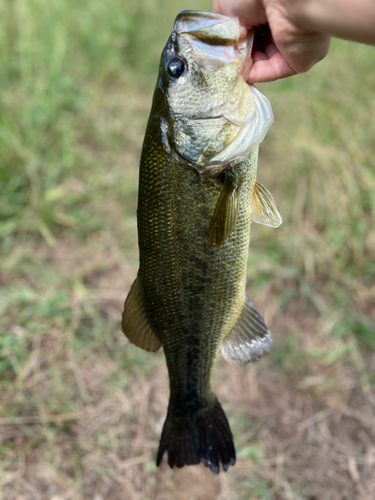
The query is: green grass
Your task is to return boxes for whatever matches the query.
[1,1,374,499]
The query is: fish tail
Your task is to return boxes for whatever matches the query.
[156,397,236,474]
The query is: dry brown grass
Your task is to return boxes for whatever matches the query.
[1,233,374,499]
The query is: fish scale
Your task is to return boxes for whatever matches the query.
[139,131,256,389]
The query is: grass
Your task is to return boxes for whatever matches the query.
[1,1,374,499]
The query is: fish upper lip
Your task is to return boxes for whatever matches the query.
[174,10,235,33]
[174,10,241,46]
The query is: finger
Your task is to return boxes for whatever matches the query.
[213,0,267,26]
[247,52,296,83]
[264,42,279,59]
[238,24,248,39]
[252,49,268,63]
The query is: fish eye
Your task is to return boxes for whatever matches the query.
[167,57,185,78]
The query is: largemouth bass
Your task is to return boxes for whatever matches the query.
[122,10,281,474]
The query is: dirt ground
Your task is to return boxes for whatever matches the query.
[1,237,374,500]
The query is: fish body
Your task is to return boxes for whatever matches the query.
[122,11,281,473]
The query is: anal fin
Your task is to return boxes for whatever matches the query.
[221,297,272,365]
[122,277,162,352]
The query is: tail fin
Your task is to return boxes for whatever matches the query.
[156,398,236,474]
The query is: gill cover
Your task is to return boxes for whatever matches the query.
[160,10,273,173]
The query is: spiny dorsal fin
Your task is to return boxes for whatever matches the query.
[122,277,162,352]
[221,297,272,365]
[208,180,240,247]
[252,181,282,228]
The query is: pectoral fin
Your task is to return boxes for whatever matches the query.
[251,181,282,228]
[122,277,162,352]
[208,179,240,248]
[221,297,272,365]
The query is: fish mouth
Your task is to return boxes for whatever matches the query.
[173,10,253,81]
[174,10,241,46]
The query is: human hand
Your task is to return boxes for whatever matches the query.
[213,0,331,83]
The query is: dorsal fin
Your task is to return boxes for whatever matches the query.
[252,181,282,228]
[221,297,272,365]
[122,277,162,352]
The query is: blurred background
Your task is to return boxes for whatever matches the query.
[0,0,374,498]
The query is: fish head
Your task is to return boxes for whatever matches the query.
[157,10,273,173]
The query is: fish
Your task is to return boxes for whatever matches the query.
[122,10,282,474]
